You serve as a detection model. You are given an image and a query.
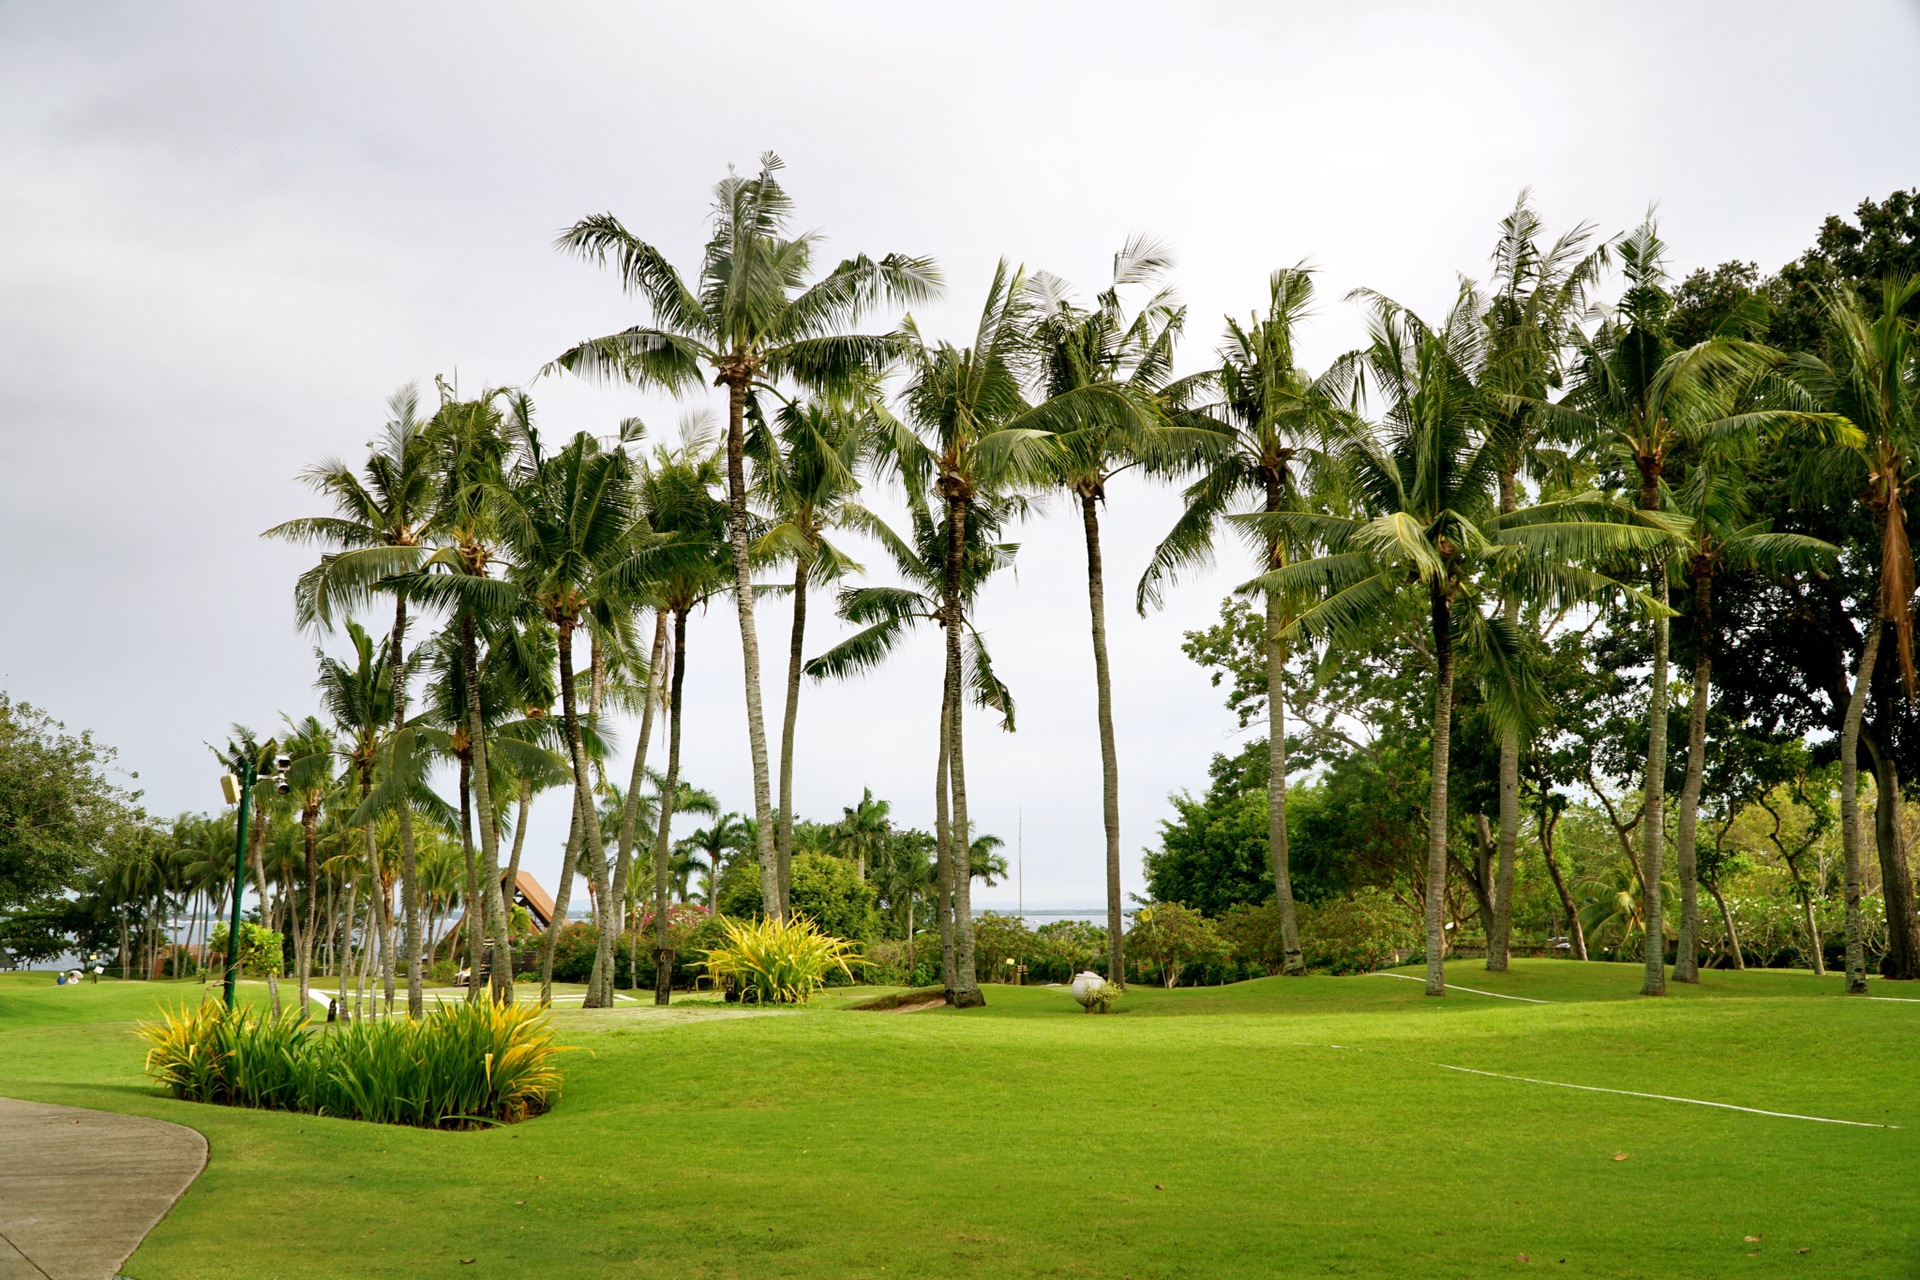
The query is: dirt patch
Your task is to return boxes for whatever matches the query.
[847,987,946,1012]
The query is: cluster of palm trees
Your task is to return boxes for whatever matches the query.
[161,157,1918,1015]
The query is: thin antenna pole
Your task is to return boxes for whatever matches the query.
[1018,808,1024,925]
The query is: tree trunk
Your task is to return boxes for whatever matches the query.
[1840,619,1881,993]
[1798,878,1826,977]
[777,555,810,917]
[722,372,782,918]
[298,804,320,1011]
[1864,722,1920,980]
[1538,802,1586,961]
[1424,585,1455,997]
[1639,559,1670,997]
[1080,491,1130,986]
[943,493,984,1008]
[459,754,483,1003]
[1260,481,1305,976]
[653,606,689,1007]
[583,631,616,1006]
[1672,572,1712,984]
[461,610,513,1004]
[1489,470,1522,973]
[1706,878,1743,969]
[611,612,668,961]
[388,595,424,1019]
[933,675,958,994]
[336,880,355,1020]
[538,788,585,1005]
[505,778,533,893]
[556,619,617,1008]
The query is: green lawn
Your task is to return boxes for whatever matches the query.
[2,962,1915,1278]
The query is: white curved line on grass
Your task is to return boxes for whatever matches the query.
[1867,996,1920,1003]
[1369,972,1552,1003]
[1434,1064,1897,1128]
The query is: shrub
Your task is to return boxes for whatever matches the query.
[972,912,1036,983]
[789,853,879,940]
[1083,979,1123,1013]
[1298,888,1420,974]
[861,937,938,987]
[1126,902,1226,987]
[139,999,566,1128]
[700,914,862,1004]
[1030,920,1109,984]
[205,922,284,977]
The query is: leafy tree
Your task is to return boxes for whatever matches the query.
[1126,902,1226,987]
[0,695,127,932]
[789,852,879,942]
[553,153,938,919]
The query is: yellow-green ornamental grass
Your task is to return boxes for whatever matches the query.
[700,913,862,1003]
[138,998,565,1127]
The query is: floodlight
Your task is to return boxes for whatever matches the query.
[220,773,241,805]
[273,753,292,773]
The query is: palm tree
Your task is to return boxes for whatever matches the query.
[1554,218,1805,995]
[1793,276,1920,991]
[631,427,733,1002]
[279,714,336,1010]
[552,154,939,919]
[750,394,883,906]
[1257,286,1671,996]
[267,387,439,1018]
[1137,266,1349,977]
[1475,195,1606,972]
[490,430,652,1008]
[830,788,891,881]
[1665,455,1836,982]
[313,621,396,1016]
[806,482,1020,1005]
[1029,236,1190,988]
[678,813,749,910]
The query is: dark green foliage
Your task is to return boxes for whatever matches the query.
[788,852,878,941]
[0,695,132,919]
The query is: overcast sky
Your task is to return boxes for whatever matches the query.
[3,1,1917,910]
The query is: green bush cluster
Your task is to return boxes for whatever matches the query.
[138,999,566,1128]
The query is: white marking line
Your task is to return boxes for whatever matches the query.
[1867,996,1920,1003]
[1370,972,1552,1003]
[1435,1064,1897,1128]
[304,991,639,1007]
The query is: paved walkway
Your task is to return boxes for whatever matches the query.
[0,1098,206,1280]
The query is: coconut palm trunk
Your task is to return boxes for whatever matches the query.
[460,611,513,1003]
[1671,571,1712,984]
[942,493,984,1007]
[555,619,618,1008]
[1538,801,1586,960]
[1840,619,1881,993]
[1489,481,1522,973]
[505,778,533,892]
[722,374,782,918]
[298,804,320,1009]
[652,606,689,1006]
[777,555,810,913]
[385,597,425,1018]
[1261,479,1306,976]
[612,612,669,942]
[933,680,958,993]
[1639,489,1670,997]
[1423,587,1456,997]
[458,755,483,1001]
[539,790,585,1005]
[1078,491,1129,986]
[1865,733,1920,978]
[336,880,355,1018]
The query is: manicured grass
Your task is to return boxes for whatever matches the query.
[2,963,1915,1278]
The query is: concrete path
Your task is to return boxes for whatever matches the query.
[0,1097,206,1280]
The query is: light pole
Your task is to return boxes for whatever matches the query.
[220,751,291,1011]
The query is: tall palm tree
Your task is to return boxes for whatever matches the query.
[830,788,891,881]
[268,387,439,1018]
[1137,266,1349,977]
[632,427,733,1002]
[552,154,939,919]
[312,621,396,1016]
[1476,195,1606,972]
[1558,218,1827,995]
[279,714,337,1010]
[1258,287,1671,996]
[490,431,651,1008]
[678,813,749,910]
[1793,275,1920,991]
[1665,454,1837,982]
[750,394,883,906]
[806,483,1020,1005]
[1029,236,1191,987]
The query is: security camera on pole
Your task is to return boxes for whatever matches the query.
[219,749,292,1010]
